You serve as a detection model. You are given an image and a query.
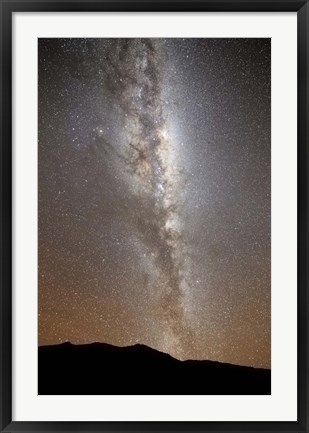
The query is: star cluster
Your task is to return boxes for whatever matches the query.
[39,38,271,368]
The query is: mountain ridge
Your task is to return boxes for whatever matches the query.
[39,341,269,370]
[38,341,271,395]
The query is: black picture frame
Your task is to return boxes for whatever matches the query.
[1,0,308,431]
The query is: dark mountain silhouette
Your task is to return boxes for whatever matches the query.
[38,342,271,395]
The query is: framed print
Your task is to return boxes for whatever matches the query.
[0,0,308,432]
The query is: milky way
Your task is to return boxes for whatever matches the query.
[39,38,271,368]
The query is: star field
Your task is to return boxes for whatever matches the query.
[38,38,271,368]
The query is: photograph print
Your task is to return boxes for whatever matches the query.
[38,38,271,395]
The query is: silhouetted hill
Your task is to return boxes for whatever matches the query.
[38,342,271,395]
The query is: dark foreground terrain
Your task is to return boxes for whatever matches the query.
[38,342,271,395]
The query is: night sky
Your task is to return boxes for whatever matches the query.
[38,38,271,369]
